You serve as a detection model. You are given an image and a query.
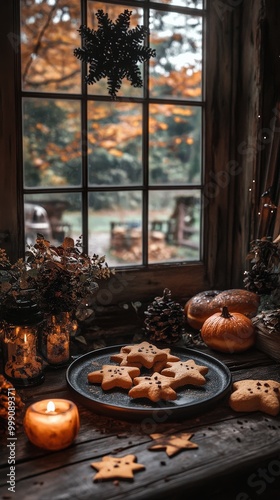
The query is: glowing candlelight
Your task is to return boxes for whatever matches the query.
[3,326,43,384]
[46,401,55,412]
[23,399,80,450]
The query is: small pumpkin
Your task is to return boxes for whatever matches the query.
[200,306,256,353]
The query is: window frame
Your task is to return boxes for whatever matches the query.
[0,0,266,307]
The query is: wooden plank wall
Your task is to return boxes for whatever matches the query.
[0,0,21,258]
[205,0,264,290]
[255,0,280,241]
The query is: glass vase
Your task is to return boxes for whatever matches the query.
[40,312,77,367]
[1,298,44,387]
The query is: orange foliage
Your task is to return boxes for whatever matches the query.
[21,1,202,174]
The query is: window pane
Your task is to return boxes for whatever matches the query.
[149,104,201,184]
[23,98,82,188]
[24,193,82,246]
[152,0,203,8]
[149,190,201,263]
[88,102,142,186]
[87,2,144,97]
[88,191,142,266]
[150,10,202,100]
[20,0,81,93]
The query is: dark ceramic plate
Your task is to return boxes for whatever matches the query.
[66,345,232,421]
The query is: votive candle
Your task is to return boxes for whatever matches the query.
[23,399,80,450]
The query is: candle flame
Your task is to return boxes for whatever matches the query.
[47,401,55,412]
[24,333,27,343]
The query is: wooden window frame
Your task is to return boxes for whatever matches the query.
[1,0,278,309]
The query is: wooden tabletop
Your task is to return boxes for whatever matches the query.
[1,341,280,500]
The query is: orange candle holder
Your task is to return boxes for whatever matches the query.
[23,399,80,450]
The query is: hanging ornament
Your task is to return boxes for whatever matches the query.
[74,9,156,99]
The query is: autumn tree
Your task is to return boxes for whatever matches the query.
[21,0,202,202]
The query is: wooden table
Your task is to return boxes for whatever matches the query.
[1,342,280,500]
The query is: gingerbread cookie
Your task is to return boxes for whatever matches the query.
[229,379,280,416]
[111,346,179,372]
[152,349,180,372]
[122,341,168,369]
[161,359,208,389]
[128,372,177,402]
[87,365,140,390]
[149,432,198,457]
[91,454,145,481]
[110,350,142,368]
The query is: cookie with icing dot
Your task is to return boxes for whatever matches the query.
[110,350,142,368]
[152,348,180,372]
[128,372,177,402]
[149,432,198,457]
[87,365,140,390]
[161,359,208,389]
[91,454,145,481]
[122,341,168,369]
[229,379,280,416]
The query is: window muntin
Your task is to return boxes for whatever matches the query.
[20,0,205,267]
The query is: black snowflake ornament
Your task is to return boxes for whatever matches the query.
[74,9,156,99]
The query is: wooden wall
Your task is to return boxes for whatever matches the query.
[255,0,280,241]
[205,0,264,289]
[0,0,21,257]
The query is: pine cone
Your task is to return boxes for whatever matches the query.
[0,375,25,423]
[244,263,279,294]
[144,288,184,344]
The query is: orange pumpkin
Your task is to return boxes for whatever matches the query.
[200,306,256,353]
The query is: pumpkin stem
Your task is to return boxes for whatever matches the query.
[221,306,232,318]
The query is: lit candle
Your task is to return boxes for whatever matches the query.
[46,329,69,365]
[23,399,80,450]
[22,331,32,364]
[4,326,43,383]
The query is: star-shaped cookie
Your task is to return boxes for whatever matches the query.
[110,349,142,368]
[148,432,198,457]
[91,454,145,481]
[122,341,168,369]
[128,372,177,402]
[229,379,280,416]
[110,346,179,371]
[87,365,140,390]
[161,359,208,389]
[152,349,180,372]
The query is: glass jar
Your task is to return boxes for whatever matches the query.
[1,299,44,387]
[40,312,77,367]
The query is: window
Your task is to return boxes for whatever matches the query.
[20,0,205,269]
[1,0,265,306]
